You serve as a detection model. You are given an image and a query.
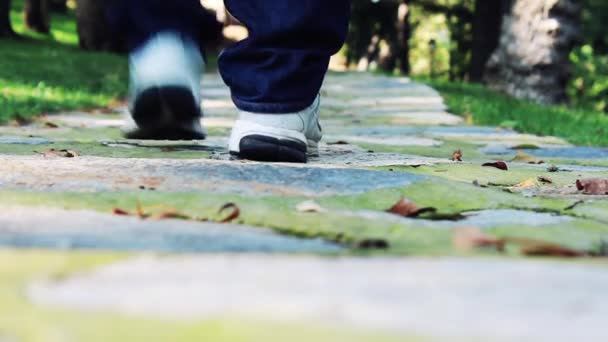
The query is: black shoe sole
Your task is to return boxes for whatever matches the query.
[127,86,205,140]
[232,135,308,163]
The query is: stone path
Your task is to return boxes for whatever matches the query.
[1,72,607,341]
[29,255,608,342]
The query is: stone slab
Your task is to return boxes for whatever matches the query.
[0,206,340,253]
[481,146,608,159]
[29,255,608,342]
[0,156,424,196]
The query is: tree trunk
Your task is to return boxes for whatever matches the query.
[0,0,15,37]
[24,0,50,34]
[470,0,505,82]
[76,0,125,53]
[485,0,582,104]
[397,0,411,75]
[49,0,66,13]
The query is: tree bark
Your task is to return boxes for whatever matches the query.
[76,0,125,53]
[24,0,50,34]
[470,0,505,82]
[49,0,66,13]
[397,0,411,74]
[485,0,582,104]
[0,0,15,37]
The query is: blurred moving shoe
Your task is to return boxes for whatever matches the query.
[125,32,206,140]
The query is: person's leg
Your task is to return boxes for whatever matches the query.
[108,0,219,140]
[222,0,351,162]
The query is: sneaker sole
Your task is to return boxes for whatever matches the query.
[232,135,308,163]
[128,86,205,140]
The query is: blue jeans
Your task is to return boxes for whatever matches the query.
[110,0,351,114]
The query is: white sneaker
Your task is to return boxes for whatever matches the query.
[228,96,322,163]
[125,32,206,140]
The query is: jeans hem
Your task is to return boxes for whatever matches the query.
[232,96,315,114]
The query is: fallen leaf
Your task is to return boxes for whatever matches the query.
[511,152,544,164]
[218,203,240,223]
[451,149,463,162]
[59,149,79,158]
[36,149,79,158]
[44,122,59,128]
[113,208,131,216]
[482,161,508,171]
[296,200,327,213]
[453,228,593,258]
[386,198,437,218]
[576,178,608,195]
[512,178,539,188]
[149,211,190,220]
[135,201,146,219]
[537,176,553,184]
[505,237,587,258]
[453,227,505,252]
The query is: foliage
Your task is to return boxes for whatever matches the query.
[0,2,127,123]
[568,0,608,113]
[568,45,608,113]
[428,79,608,146]
[581,0,608,55]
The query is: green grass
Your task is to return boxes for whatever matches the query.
[427,80,608,147]
[0,3,128,123]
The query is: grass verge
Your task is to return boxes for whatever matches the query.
[0,2,128,123]
[427,80,608,147]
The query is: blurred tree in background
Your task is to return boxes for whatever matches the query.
[24,0,49,33]
[568,0,608,112]
[0,0,15,36]
[0,0,605,112]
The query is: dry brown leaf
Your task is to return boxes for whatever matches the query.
[451,149,463,162]
[44,122,59,128]
[537,176,553,184]
[149,211,191,220]
[453,227,505,252]
[482,161,508,171]
[113,208,131,216]
[453,228,591,258]
[218,203,240,223]
[576,178,608,195]
[60,149,79,158]
[296,200,327,213]
[505,237,587,257]
[386,198,437,218]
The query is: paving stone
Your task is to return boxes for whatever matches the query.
[481,145,608,159]
[324,135,442,147]
[49,113,124,129]
[0,156,425,196]
[344,209,575,231]
[310,143,449,167]
[0,136,53,145]
[29,255,608,341]
[0,206,341,253]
